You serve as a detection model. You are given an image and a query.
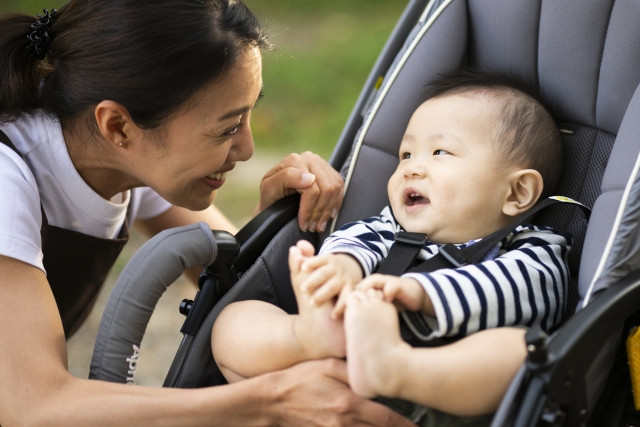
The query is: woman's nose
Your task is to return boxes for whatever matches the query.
[230,129,255,162]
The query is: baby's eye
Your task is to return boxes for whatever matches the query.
[433,149,450,156]
[401,152,412,160]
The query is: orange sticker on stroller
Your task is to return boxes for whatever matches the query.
[627,326,640,410]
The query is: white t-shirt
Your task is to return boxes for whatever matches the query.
[0,112,172,273]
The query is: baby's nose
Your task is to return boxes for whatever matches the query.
[404,159,426,178]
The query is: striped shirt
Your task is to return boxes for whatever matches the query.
[320,206,572,341]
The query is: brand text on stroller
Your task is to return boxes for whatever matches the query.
[126,344,140,385]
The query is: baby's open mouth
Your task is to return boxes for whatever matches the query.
[403,188,429,206]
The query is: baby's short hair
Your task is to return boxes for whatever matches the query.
[425,69,563,198]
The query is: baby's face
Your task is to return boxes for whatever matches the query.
[387,93,519,244]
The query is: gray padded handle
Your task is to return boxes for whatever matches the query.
[89,222,218,383]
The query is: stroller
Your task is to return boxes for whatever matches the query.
[89,0,640,425]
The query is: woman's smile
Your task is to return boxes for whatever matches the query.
[201,170,230,189]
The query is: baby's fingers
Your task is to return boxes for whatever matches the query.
[331,284,354,319]
[309,277,345,306]
[355,274,385,291]
[300,254,331,273]
[299,264,333,293]
[357,274,397,302]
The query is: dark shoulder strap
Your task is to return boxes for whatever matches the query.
[430,196,591,270]
[0,129,17,150]
[375,231,427,275]
[376,196,591,276]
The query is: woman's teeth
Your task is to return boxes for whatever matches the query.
[208,172,226,180]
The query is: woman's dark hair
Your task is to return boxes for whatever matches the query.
[0,0,271,128]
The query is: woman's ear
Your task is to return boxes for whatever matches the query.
[502,169,544,217]
[94,101,136,149]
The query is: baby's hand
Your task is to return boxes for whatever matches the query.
[356,274,426,312]
[299,253,362,307]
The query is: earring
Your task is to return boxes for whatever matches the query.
[117,142,125,147]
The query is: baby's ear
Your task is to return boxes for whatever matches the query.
[502,169,544,217]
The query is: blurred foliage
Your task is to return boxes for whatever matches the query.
[245,1,404,159]
[3,0,405,160]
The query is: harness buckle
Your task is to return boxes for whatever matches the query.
[438,243,470,268]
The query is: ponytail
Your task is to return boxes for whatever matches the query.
[0,12,50,122]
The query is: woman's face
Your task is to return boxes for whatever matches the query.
[134,46,263,210]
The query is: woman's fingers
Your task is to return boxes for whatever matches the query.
[258,152,343,232]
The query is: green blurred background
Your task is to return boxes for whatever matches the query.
[2,0,405,224]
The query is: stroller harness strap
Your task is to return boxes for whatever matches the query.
[376,196,590,343]
[376,196,590,276]
[0,129,130,338]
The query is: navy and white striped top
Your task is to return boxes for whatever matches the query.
[320,206,572,341]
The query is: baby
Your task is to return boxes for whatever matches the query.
[211,70,570,421]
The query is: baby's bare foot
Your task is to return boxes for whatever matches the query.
[289,242,345,359]
[344,289,409,398]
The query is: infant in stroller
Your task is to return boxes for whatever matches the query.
[212,69,573,425]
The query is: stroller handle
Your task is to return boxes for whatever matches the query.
[89,222,218,384]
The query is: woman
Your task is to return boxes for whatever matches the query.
[0,1,415,425]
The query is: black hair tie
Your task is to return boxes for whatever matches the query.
[26,9,57,60]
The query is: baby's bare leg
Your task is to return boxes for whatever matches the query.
[211,241,345,382]
[212,300,301,382]
[290,240,346,361]
[343,289,410,398]
[345,290,527,415]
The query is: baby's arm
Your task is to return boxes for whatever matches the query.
[403,227,571,339]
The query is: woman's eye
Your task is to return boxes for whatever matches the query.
[226,125,240,136]
[433,149,450,156]
[401,152,412,160]
[223,123,244,137]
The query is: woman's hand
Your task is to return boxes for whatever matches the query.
[258,151,344,233]
[265,358,415,427]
